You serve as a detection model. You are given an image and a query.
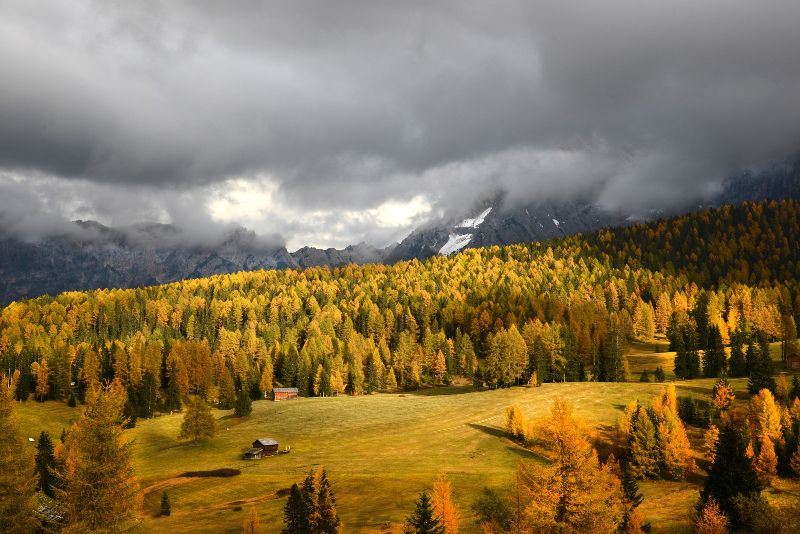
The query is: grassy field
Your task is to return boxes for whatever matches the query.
[14,344,800,533]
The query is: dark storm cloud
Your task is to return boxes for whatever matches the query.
[0,0,799,245]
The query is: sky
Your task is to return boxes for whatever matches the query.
[1,0,799,251]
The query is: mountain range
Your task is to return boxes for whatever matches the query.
[1,159,798,306]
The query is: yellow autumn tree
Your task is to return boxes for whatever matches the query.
[58,380,140,533]
[34,358,50,401]
[703,425,720,463]
[505,405,527,441]
[711,378,735,412]
[753,436,778,486]
[518,399,626,532]
[242,506,262,534]
[748,389,782,443]
[652,384,695,479]
[432,473,460,534]
[695,498,728,534]
[0,371,40,533]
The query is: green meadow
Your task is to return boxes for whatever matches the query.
[14,345,800,533]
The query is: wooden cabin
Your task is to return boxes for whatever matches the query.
[788,353,800,370]
[272,387,299,401]
[243,448,263,460]
[252,438,279,457]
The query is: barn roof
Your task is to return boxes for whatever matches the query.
[254,438,278,446]
[245,448,263,454]
[273,388,298,393]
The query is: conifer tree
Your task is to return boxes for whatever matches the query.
[282,483,310,534]
[432,473,460,534]
[753,436,778,486]
[748,343,777,395]
[625,403,660,479]
[703,425,720,463]
[748,389,782,443]
[160,491,171,517]
[404,492,444,534]
[58,381,140,533]
[35,430,57,497]
[178,396,216,442]
[728,337,746,377]
[745,342,758,377]
[652,385,695,479]
[234,387,253,417]
[385,367,398,391]
[701,423,762,524]
[0,371,40,534]
[164,360,183,412]
[520,399,626,531]
[703,326,726,378]
[654,366,665,382]
[504,405,527,441]
[791,375,800,402]
[317,469,341,534]
[711,376,735,412]
[639,369,650,382]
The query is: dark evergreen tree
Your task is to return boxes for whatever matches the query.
[671,324,687,379]
[403,491,444,534]
[67,391,77,407]
[35,431,57,497]
[748,342,777,395]
[165,361,182,412]
[745,342,758,377]
[701,424,762,528]
[791,375,800,401]
[692,292,711,350]
[562,326,582,382]
[282,483,311,534]
[654,366,665,382]
[234,388,252,417]
[728,336,746,377]
[703,325,726,378]
[639,370,650,382]
[160,491,171,517]
[621,460,643,509]
[317,469,341,533]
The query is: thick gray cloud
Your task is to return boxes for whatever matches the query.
[0,0,798,248]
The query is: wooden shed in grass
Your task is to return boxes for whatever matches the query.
[243,448,263,460]
[788,353,800,370]
[252,438,279,456]
[272,387,298,401]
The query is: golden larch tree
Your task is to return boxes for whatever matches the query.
[58,380,140,533]
[242,506,262,534]
[518,398,626,532]
[0,371,40,533]
[695,498,728,534]
[432,473,460,534]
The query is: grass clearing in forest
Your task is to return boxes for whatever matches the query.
[14,351,800,533]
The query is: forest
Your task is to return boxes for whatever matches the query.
[0,200,798,421]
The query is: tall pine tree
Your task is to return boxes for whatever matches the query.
[58,380,140,532]
[0,371,40,533]
[404,492,444,534]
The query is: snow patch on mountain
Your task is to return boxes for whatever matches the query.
[456,207,492,228]
[439,234,472,255]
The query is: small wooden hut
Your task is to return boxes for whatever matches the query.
[252,438,279,457]
[243,448,263,460]
[272,387,299,401]
[788,353,800,370]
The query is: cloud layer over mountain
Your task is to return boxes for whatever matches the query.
[1,1,799,249]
